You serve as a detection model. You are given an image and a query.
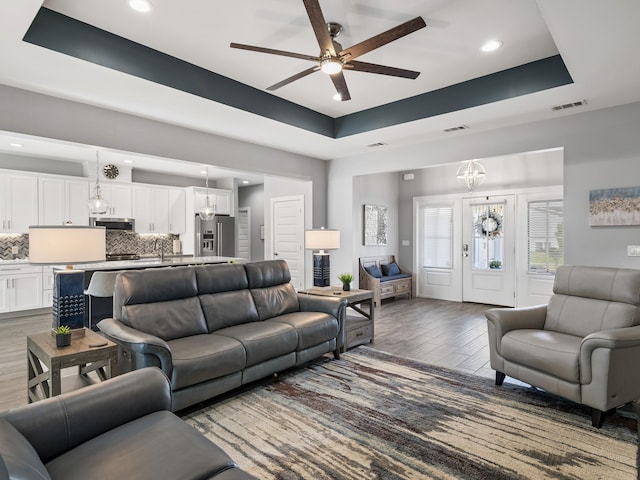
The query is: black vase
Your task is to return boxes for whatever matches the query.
[56,333,71,348]
[342,283,351,291]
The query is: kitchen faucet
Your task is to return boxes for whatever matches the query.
[153,238,164,262]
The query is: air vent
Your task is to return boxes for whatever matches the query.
[367,142,386,148]
[551,100,587,112]
[443,125,469,132]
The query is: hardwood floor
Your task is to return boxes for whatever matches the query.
[0,297,498,412]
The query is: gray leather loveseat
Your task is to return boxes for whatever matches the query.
[486,265,640,427]
[98,260,347,411]
[0,368,256,480]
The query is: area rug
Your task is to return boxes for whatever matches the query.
[183,347,638,479]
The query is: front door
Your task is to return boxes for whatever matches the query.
[462,195,515,306]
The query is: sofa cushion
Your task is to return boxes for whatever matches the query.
[167,334,247,389]
[553,265,640,305]
[123,297,208,341]
[115,267,198,307]
[364,265,383,278]
[45,411,237,480]
[381,262,401,276]
[196,264,249,294]
[244,260,291,288]
[501,330,582,383]
[0,418,52,480]
[200,290,260,332]
[250,283,300,321]
[267,311,339,350]
[216,322,298,367]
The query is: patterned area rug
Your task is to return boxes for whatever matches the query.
[183,347,638,479]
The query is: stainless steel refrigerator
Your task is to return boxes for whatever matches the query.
[195,214,236,257]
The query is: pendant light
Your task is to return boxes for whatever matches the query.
[199,167,215,220]
[88,150,110,215]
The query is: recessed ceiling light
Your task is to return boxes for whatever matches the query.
[123,159,133,164]
[333,93,342,101]
[9,142,23,147]
[200,170,207,175]
[481,39,503,52]
[128,0,151,13]
[242,180,249,184]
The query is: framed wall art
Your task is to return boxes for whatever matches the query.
[363,204,388,246]
[589,186,640,226]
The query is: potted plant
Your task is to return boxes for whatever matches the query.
[54,325,72,348]
[338,273,353,291]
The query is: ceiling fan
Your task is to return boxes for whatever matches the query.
[230,0,426,101]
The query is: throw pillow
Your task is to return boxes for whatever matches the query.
[381,262,401,276]
[364,265,383,278]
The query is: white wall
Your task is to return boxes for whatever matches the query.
[329,102,640,279]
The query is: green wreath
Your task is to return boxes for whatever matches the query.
[476,210,503,236]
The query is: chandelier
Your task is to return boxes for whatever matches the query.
[456,160,486,193]
[88,150,110,215]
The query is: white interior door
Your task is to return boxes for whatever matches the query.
[462,195,515,306]
[271,196,304,290]
[237,207,250,261]
[415,196,462,302]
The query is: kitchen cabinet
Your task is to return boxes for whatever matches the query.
[89,182,132,218]
[169,188,186,234]
[194,188,232,216]
[39,176,89,226]
[0,265,43,313]
[0,174,38,233]
[133,186,170,233]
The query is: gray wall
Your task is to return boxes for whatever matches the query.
[329,101,640,280]
[238,184,265,261]
[0,153,84,177]
[0,84,329,228]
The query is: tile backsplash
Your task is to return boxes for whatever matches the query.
[0,231,179,260]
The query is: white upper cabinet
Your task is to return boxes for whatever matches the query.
[133,185,185,233]
[89,182,132,218]
[0,174,38,233]
[39,176,89,226]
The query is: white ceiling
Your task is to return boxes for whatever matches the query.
[0,0,639,175]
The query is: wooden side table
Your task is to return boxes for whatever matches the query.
[27,329,118,403]
[300,286,374,352]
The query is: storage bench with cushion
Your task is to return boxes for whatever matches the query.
[359,255,412,307]
[98,260,347,411]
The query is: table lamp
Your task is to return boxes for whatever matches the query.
[305,227,340,287]
[29,225,106,331]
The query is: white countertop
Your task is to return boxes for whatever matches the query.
[0,256,242,270]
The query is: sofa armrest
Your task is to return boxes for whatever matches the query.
[298,293,347,319]
[580,325,640,384]
[485,305,547,335]
[97,318,173,377]
[2,368,171,463]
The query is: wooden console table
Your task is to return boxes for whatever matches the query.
[27,329,118,403]
[300,286,374,352]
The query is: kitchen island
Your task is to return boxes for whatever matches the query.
[79,255,241,328]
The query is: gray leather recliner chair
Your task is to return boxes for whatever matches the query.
[486,265,640,427]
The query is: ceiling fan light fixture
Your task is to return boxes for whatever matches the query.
[333,93,342,101]
[320,57,343,75]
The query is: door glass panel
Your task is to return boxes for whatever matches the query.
[471,203,504,270]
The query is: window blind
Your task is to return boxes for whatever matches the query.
[423,206,453,269]
[528,200,563,273]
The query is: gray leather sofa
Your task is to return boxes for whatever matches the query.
[98,260,347,411]
[0,368,256,480]
[486,265,640,427]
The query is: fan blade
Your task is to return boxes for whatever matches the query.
[330,71,351,101]
[230,43,318,62]
[346,60,421,79]
[338,16,426,61]
[302,0,336,56]
[266,66,320,91]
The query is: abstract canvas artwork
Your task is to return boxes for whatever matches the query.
[363,204,388,245]
[589,186,640,226]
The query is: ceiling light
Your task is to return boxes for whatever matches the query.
[88,150,110,215]
[242,180,249,184]
[128,0,151,13]
[9,143,23,147]
[320,57,343,75]
[456,160,486,193]
[198,168,215,221]
[333,93,342,101]
[124,159,133,164]
[481,40,503,52]
[200,170,207,175]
